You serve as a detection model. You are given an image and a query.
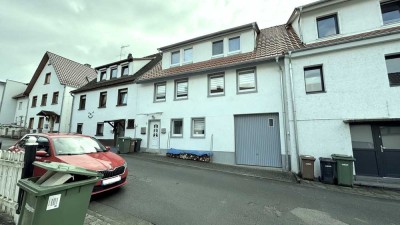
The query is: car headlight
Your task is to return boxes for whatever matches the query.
[123,161,127,168]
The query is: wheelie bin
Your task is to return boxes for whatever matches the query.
[319,157,337,184]
[17,161,102,225]
[300,155,316,180]
[331,154,355,187]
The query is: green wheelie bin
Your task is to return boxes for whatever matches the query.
[331,154,355,187]
[17,161,102,225]
[118,137,132,153]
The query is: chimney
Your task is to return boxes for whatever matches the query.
[84,63,91,68]
[127,53,133,59]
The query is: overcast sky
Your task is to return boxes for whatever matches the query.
[0,0,315,83]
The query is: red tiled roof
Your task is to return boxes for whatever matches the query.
[138,25,303,82]
[24,52,97,95]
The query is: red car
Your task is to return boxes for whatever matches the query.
[9,133,128,194]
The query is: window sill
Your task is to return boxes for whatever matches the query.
[208,93,225,97]
[95,134,104,137]
[116,104,127,107]
[171,135,183,138]
[182,61,193,65]
[40,105,46,107]
[51,103,58,105]
[98,106,106,109]
[237,89,257,94]
[31,106,36,108]
[228,50,241,56]
[174,97,188,101]
[316,33,341,41]
[211,54,224,59]
[191,135,205,139]
[306,91,326,95]
[154,99,166,103]
[170,64,180,68]
[78,108,85,111]
[382,20,400,27]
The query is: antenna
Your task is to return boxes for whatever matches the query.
[120,45,129,60]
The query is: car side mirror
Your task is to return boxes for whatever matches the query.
[36,150,49,157]
[105,146,111,152]
[8,146,16,151]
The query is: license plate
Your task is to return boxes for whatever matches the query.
[102,176,121,186]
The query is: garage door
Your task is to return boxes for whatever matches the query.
[235,114,282,167]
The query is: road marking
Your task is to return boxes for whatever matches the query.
[291,208,348,225]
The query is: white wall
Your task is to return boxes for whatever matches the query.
[70,84,138,139]
[59,86,75,133]
[297,0,385,44]
[26,60,65,132]
[287,37,400,175]
[136,61,285,155]
[162,29,256,69]
[0,80,27,125]
[14,97,29,127]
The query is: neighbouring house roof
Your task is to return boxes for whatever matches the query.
[12,92,27,99]
[71,54,162,94]
[24,51,97,95]
[158,22,260,51]
[37,110,59,117]
[95,53,155,70]
[298,25,400,51]
[137,25,303,83]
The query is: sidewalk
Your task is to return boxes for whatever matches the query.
[129,152,400,202]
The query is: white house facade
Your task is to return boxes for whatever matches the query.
[285,0,400,179]
[0,80,27,125]
[24,52,97,133]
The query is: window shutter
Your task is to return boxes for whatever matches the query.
[156,84,166,99]
[239,71,255,90]
[193,119,205,135]
[210,76,224,93]
[176,81,188,97]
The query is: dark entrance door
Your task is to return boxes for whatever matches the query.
[351,123,400,178]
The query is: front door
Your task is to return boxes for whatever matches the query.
[149,121,160,149]
[351,124,400,178]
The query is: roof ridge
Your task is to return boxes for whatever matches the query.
[46,51,92,68]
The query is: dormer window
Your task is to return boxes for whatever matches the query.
[381,0,400,24]
[100,70,107,81]
[121,65,129,76]
[229,37,240,52]
[212,40,223,56]
[183,48,193,63]
[317,14,339,38]
[171,51,180,66]
[110,67,117,79]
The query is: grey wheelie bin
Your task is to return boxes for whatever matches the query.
[118,137,132,154]
[331,154,355,187]
[132,138,142,152]
[17,161,102,225]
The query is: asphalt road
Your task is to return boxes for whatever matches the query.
[91,155,400,225]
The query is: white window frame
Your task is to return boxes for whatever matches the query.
[191,118,205,138]
[171,51,180,66]
[208,73,225,97]
[212,40,224,57]
[174,79,188,100]
[171,119,183,138]
[100,70,107,81]
[110,67,118,79]
[154,82,166,102]
[183,48,193,63]
[237,68,257,94]
[228,36,240,53]
[121,64,129,76]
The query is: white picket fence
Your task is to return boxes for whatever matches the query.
[0,150,24,223]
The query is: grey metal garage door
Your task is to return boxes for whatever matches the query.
[235,114,282,167]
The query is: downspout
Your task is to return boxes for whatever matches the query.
[58,85,67,133]
[288,52,301,173]
[298,7,304,43]
[275,56,290,171]
[68,92,75,133]
[24,97,30,128]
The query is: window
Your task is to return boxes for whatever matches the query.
[127,119,135,129]
[385,54,400,86]
[38,117,44,129]
[304,66,325,93]
[76,123,83,134]
[268,118,274,127]
[184,48,193,63]
[192,118,205,138]
[44,73,51,84]
[209,73,225,96]
[18,102,22,110]
[96,123,104,136]
[110,67,117,79]
[28,118,34,129]
[99,92,107,108]
[171,119,183,137]
[154,82,166,102]
[175,79,188,100]
[121,65,129,76]
[171,51,180,65]
[381,1,400,24]
[237,69,257,93]
[79,95,86,110]
[41,94,47,106]
[32,96,37,107]
[229,37,240,52]
[52,92,59,104]
[100,70,107,81]
[212,40,223,56]
[117,88,128,106]
[317,14,339,38]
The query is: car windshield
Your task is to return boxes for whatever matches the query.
[52,137,106,155]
